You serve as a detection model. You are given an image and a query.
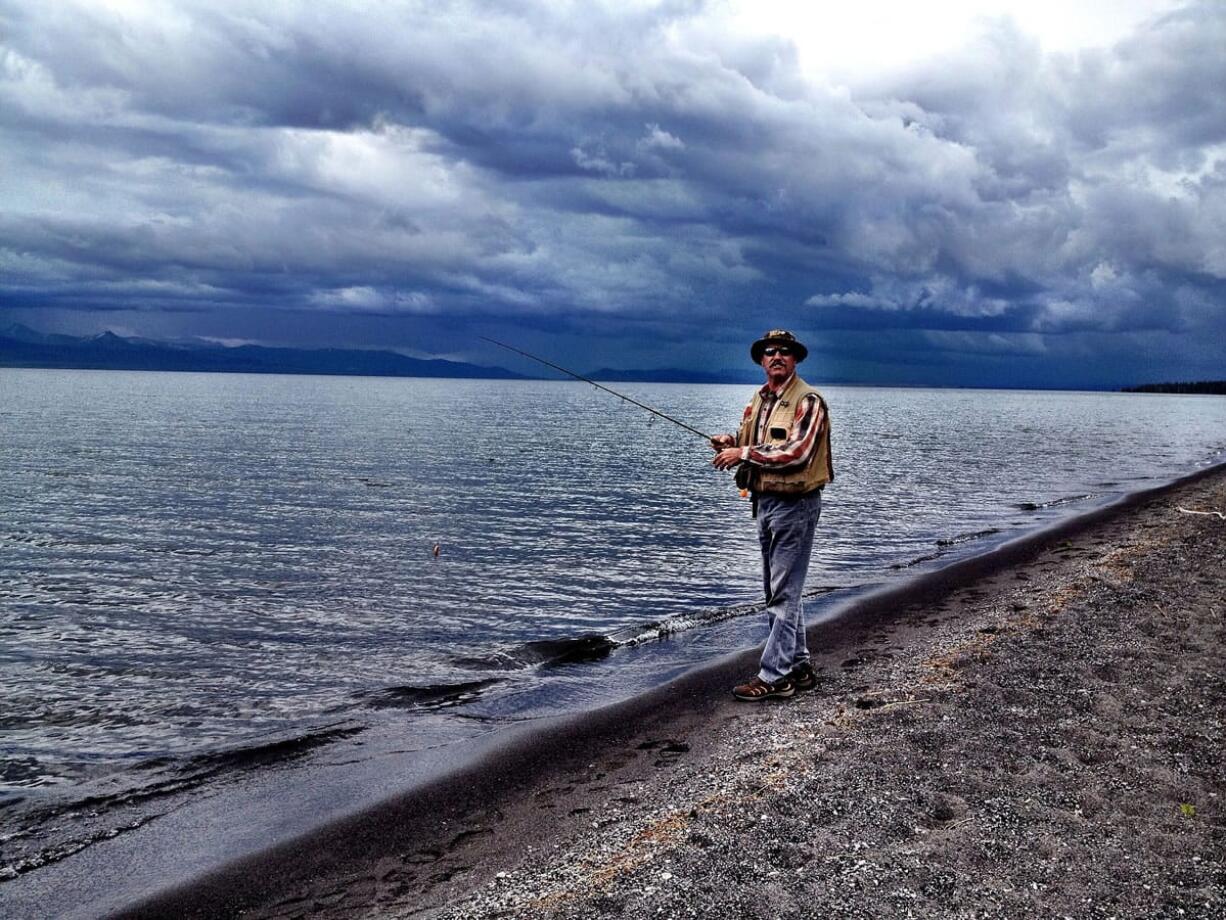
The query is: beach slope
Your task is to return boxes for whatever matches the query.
[123,469,1225,919]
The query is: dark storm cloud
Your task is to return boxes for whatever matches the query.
[796,2,1226,383]
[0,0,1223,381]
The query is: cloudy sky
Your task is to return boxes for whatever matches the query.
[1,0,1223,387]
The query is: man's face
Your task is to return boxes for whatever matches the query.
[760,344,797,382]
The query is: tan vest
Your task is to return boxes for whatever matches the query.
[735,374,833,495]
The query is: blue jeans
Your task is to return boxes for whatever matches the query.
[756,489,822,682]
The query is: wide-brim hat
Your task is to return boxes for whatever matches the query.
[751,329,808,364]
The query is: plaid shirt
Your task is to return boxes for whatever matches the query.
[742,377,826,470]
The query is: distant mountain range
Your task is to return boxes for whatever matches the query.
[1121,381,1226,395]
[0,323,754,384]
[0,323,526,380]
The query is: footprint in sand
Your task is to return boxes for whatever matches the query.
[447,827,493,848]
[638,738,691,767]
[842,648,888,669]
[404,847,444,865]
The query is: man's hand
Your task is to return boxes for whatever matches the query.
[712,447,744,470]
[709,434,735,450]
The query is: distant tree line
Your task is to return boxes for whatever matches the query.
[1121,381,1226,395]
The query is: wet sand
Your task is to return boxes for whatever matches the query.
[119,466,1226,919]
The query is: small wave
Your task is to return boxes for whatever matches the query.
[0,724,365,880]
[935,527,1001,547]
[3,531,129,549]
[180,724,364,774]
[890,551,943,571]
[1,755,60,790]
[1013,493,1093,512]
[606,585,847,647]
[452,635,618,671]
[606,603,760,648]
[59,724,366,814]
[453,589,853,670]
[3,532,60,547]
[356,679,500,711]
[892,528,1005,570]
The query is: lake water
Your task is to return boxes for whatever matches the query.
[2,368,1224,874]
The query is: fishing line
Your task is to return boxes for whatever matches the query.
[479,335,715,442]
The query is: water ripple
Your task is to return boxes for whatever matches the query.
[2,370,1224,806]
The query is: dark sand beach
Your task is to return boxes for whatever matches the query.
[84,468,1226,917]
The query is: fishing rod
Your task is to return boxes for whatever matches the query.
[479,335,714,442]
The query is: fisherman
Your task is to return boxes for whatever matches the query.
[711,329,833,701]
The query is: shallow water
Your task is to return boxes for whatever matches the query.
[2,369,1224,826]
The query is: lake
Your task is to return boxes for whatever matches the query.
[1,368,1224,872]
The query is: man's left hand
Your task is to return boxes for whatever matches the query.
[712,447,744,470]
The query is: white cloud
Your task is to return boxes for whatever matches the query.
[571,143,636,177]
[723,0,1183,80]
[638,123,684,152]
[308,286,436,314]
[1089,262,1119,289]
[807,277,1012,318]
[922,329,1049,356]
[806,292,879,309]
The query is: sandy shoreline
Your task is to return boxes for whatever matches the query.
[100,464,1226,920]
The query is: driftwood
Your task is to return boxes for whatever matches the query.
[1177,506,1226,520]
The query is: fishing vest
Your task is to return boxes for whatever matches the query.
[735,374,833,495]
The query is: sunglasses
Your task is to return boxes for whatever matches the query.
[762,346,793,357]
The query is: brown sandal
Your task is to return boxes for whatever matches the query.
[732,675,795,701]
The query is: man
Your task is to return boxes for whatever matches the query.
[711,329,833,701]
